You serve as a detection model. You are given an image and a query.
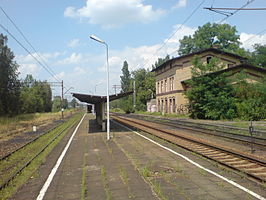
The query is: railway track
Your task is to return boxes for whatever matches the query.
[120,113,266,148]
[0,113,82,191]
[112,115,266,183]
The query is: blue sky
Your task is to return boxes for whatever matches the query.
[1,0,266,99]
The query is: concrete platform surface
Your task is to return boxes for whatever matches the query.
[11,114,266,200]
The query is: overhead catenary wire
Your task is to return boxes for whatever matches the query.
[218,0,256,23]
[140,0,207,69]
[242,28,266,44]
[0,6,62,83]
[0,23,61,81]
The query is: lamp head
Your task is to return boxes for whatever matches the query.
[90,35,105,44]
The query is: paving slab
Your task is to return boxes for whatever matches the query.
[10,114,266,200]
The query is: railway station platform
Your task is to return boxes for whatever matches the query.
[11,114,266,200]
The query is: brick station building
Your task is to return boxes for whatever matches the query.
[151,48,266,114]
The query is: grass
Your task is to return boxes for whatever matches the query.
[101,166,112,200]
[81,152,88,200]
[119,167,129,185]
[0,112,83,200]
[0,109,80,142]
[135,111,189,119]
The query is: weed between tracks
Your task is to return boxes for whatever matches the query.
[0,113,83,200]
[81,151,88,200]
[101,166,112,200]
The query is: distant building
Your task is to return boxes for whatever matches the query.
[151,48,266,114]
[147,99,157,113]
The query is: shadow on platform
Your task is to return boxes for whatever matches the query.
[88,118,129,134]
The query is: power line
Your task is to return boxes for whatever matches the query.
[205,7,266,11]
[0,6,61,83]
[140,0,207,69]
[218,0,256,23]
[243,28,266,44]
[0,23,61,81]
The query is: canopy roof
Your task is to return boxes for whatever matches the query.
[72,91,133,104]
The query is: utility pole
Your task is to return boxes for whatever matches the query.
[112,84,121,95]
[133,80,136,108]
[61,80,64,119]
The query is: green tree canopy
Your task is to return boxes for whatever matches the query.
[0,34,21,116]
[152,55,170,69]
[178,23,245,56]
[185,57,237,120]
[249,44,266,68]
[120,61,131,92]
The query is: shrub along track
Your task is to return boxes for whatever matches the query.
[0,112,83,192]
[112,115,266,184]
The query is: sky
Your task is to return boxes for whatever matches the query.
[0,0,266,99]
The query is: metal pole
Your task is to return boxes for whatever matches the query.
[133,80,136,108]
[61,80,64,119]
[105,43,110,140]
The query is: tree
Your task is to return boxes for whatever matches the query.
[70,98,77,108]
[249,44,266,68]
[0,34,21,116]
[233,73,266,120]
[132,69,155,111]
[185,57,237,120]
[152,55,170,69]
[20,75,52,113]
[120,61,131,92]
[52,96,62,112]
[178,23,245,56]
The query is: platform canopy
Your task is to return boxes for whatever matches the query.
[72,91,133,104]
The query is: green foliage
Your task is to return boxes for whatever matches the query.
[152,55,170,69]
[70,98,77,108]
[185,58,237,120]
[249,44,266,68]
[178,23,244,56]
[234,75,266,120]
[0,34,21,116]
[120,61,131,92]
[52,96,62,112]
[20,75,52,113]
[132,69,155,111]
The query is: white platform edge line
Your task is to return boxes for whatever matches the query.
[36,113,86,200]
[113,120,266,200]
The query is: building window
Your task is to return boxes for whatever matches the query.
[157,82,160,94]
[170,77,174,91]
[165,79,167,93]
[161,81,164,93]
[206,56,212,64]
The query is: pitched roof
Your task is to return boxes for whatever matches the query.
[151,48,246,72]
[72,91,133,104]
[181,64,266,84]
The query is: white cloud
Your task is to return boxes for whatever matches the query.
[74,66,86,75]
[240,32,266,50]
[18,63,40,77]
[172,0,187,9]
[57,53,83,65]
[64,0,165,28]
[67,38,81,48]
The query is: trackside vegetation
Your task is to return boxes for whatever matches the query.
[0,113,83,200]
[185,57,266,120]
[0,33,76,116]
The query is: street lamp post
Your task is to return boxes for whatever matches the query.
[90,35,110,140]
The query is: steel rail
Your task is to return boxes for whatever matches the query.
[113,115,266,183]
[117,113,266,147]
[0,115,81,190]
